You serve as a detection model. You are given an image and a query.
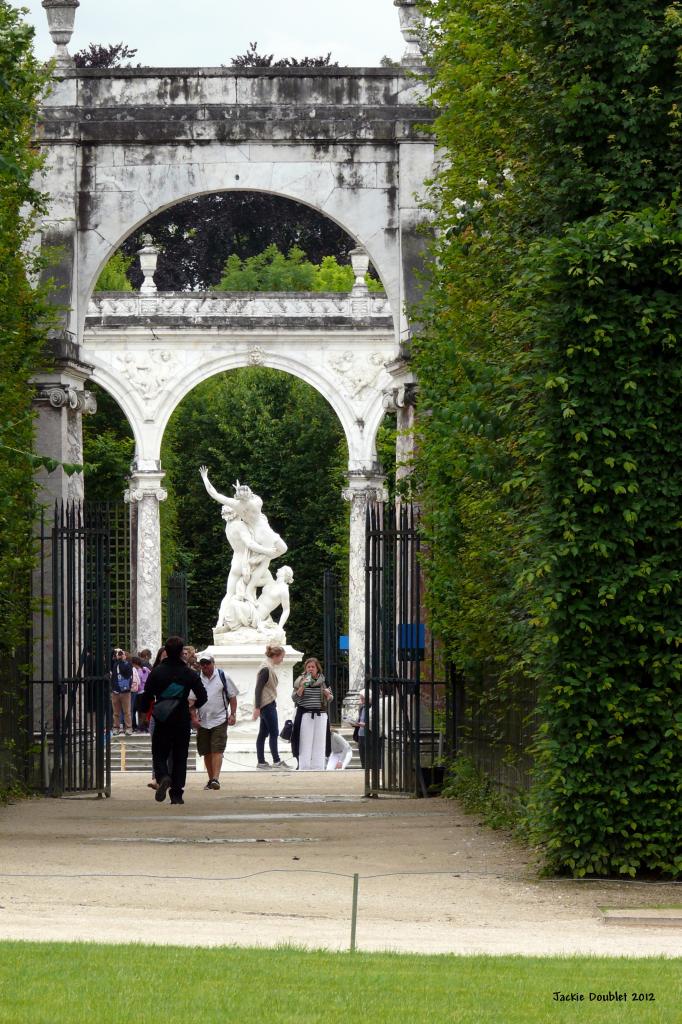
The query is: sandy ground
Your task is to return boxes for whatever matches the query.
[0,771,679,955]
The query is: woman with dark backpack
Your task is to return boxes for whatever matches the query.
[138,636,208,805]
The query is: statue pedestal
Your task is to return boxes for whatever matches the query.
[196,638,303,771]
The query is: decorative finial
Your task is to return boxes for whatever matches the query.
[349,247,370,296]
[42,1,80,70]
[393,0,425,67]
[137,239,160,295]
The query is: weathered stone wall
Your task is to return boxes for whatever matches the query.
[39,67,433,350]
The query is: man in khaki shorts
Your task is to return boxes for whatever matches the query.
[192,653,238,790]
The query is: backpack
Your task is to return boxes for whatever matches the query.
[116,663,132,692]
[217,668,238,711]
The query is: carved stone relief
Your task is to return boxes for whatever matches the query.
[115,349,179,415]
[330,351,386,400]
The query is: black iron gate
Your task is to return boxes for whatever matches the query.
[166,571,189,640]
[322,569,349,723]
[365,501,451,797]
[32,502,115,797]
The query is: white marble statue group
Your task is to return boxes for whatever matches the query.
[199,467,293,643]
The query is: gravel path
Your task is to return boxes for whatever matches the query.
[0,772,679,955]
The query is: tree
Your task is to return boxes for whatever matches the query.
[117,192,357,292]
[416,0,682,878]
[81,385,134,502]
[73,42,138,68]
[94,251,133,292]
[215,245,383,292]
[0,2,53,653]
[230,41,337,68]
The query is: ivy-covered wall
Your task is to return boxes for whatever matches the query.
[415,0,681,877]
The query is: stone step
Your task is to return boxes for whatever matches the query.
[109,732,363,772]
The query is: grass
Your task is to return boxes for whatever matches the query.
[1,943,680,1023]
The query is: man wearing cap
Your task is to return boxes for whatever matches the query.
[192,653,238,790]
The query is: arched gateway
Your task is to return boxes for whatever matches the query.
[34,1,433,690]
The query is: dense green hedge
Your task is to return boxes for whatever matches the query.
[0,4,51,654]
[415,0,681,876]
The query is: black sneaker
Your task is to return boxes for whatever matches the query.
[155,775,172,802]
[209,779,221,790]
[170,796,184,805]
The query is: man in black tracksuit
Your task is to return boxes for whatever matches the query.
[139,635,207,805]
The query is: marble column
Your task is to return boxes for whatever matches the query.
[125,471,167,654]
[343,471,388,693]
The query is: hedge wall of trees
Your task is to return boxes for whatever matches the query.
[0,4,51,655]
[415,0,681,877]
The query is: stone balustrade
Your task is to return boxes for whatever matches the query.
[86,290,392,329]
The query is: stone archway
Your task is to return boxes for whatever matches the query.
[34,3,433,690]
[84,285,395,688]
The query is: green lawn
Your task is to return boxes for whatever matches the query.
[2,943,679,1023]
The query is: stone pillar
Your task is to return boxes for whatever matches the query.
[398,142,435,351]
[125,471,167,654]
[343,471,388,693]
[33,370,97,504]
[383,358,418,486]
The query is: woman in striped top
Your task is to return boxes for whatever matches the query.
[291,657,333,770]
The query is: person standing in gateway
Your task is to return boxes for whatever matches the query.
[253,644,291,770]
[140,635,207,805]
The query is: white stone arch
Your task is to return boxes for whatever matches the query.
[85,337,393,473]
[78,172,401,343]
[152,351,361,469]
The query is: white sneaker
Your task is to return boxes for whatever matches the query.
[274,760,292,770]
[256,762,272,770]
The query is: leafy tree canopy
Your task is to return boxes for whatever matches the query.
[117,192,357,292]
[94,251,133,292]
[416,0,682,878]
[0,0,53,653]
[82,385,134,503]
[230,41,337,68]
[216,245,383,293]
[73,42,139,68]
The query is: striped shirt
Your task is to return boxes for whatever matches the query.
[293,676,327,712]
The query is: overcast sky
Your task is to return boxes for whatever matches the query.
[15,0,405,68]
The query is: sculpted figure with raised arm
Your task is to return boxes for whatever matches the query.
[199,466,289,636]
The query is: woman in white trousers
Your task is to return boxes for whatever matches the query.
[292,657,333,770]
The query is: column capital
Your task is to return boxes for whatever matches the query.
[34,383,97,415]
[125,471,167,504]
[342,469,388,504]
